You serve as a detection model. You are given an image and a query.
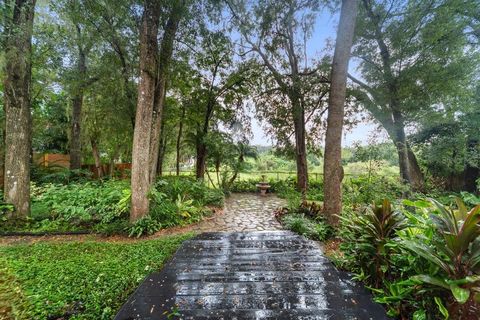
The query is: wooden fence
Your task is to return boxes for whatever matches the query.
[33,153,70,168]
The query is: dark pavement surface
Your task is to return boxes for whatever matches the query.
[114,231,390,320]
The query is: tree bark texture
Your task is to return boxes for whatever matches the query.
[149,1,184,184]
[323,0,358,225]
[195,97,215,180]
[292,97,308,194]
[383,113,424,190]
[3,0,36,217]
[130,0,161,222]
[196,142,207,180]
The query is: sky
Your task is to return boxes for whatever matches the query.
[248,6,381,147]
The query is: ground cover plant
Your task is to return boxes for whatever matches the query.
[0,233,192,320]
[0,176,224,237]
[276,202,333,242]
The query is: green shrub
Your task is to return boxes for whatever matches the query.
[93,220,130,236]
[337,197,480,319]
[149,199,179,228]
[203,188,225,207]
[32,180,130,223]
[229,179,258,193]
[459,191,480,207]
[343,175,408,205]
[128,216,162,238]
[2,177,223,237]
[281,214,333,241]
[155,176,224,208]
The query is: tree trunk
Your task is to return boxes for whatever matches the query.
[374,109,424,191]
[149,1,184,184]
[149,87,166,182]
[176,106,185,176]
[323,0,358,225]
[157,146,165,177]
[407,147,424,190]
[195,98,214,180]
[70,27,87,170]
[70,93,83,169]
[360,0,423,191]
[392,111,411,184]
[196,142,207,180]
[90,138,103,178]
[109,160,115,178]
[215,161,220,187]
[130,0,161,222]
[3,0,36,218]
[291,97,308,195]
[391,111,424,190]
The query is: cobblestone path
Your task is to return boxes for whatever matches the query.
[195,193,285,232]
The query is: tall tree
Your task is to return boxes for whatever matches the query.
[228,0,328,194]
[323,0,358,225]
[69,24,88,169]
[2,0,36,217]
[412,86,480,191]
[130,0,187,221]
[130,0,162,222]
[54,0,98,170]
[350,0,476,189]
[188,31,249,180]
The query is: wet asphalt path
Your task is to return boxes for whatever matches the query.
[114,231,389,320]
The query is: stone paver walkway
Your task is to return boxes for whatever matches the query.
[195,193,284,232]
[115,232,390,319]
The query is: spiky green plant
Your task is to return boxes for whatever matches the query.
[340,199,406,287]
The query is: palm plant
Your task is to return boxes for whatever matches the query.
[403,198,480,319]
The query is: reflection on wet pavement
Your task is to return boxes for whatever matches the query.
[115,231,390,319]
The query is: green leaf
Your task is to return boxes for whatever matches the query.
[434,296,449,319]
[402,199,416,207]
[413,309,427,320]
[412,275,449,289]
[449,284,470,304]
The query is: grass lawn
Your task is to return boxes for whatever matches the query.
[0,233,193,320]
